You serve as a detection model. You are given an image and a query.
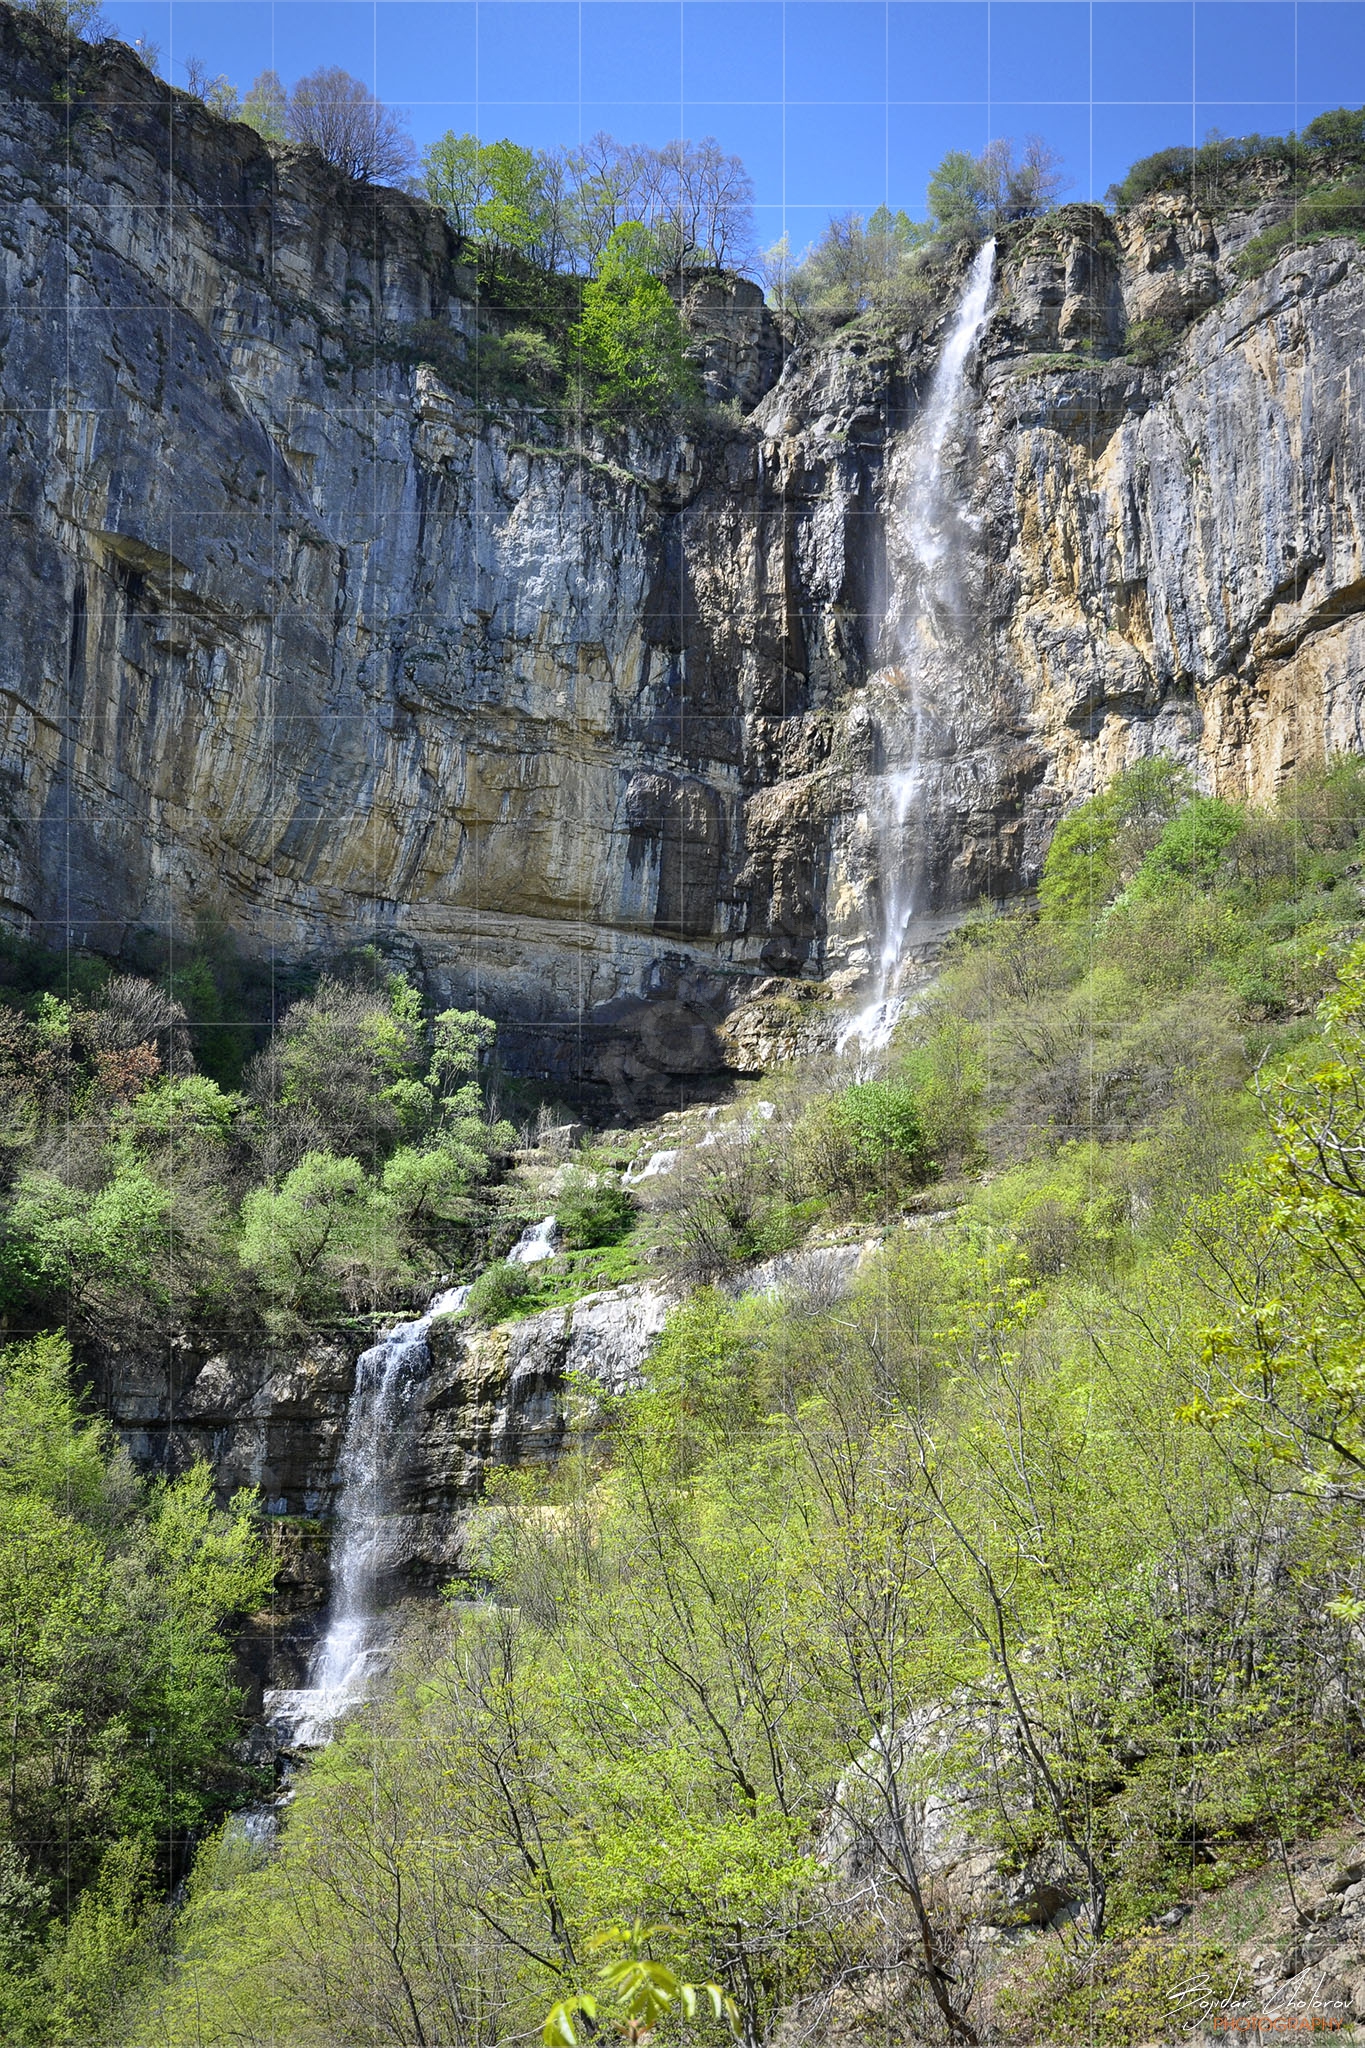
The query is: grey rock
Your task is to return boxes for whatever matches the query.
[2,22,1363,1109]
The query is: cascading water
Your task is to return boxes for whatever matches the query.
[266,1283,468,1749]
[506,1215,560,1264]
[839,238,997,1054]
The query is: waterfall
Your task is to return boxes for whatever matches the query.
[506,1215,560,1264]
[266,1283,468,1749]
[839,238,996,1055]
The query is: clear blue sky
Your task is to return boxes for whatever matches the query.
[104,0,1365,255]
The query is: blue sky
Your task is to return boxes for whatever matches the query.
[105,0,1365,254]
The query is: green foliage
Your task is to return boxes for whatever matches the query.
[554,1170,636,1250]
[775,137,1064,328]
[424,133,552,259]
[466,1258,535,1323]
[1128,794,1246,895]
[136,870,1365,2037]
[571,225,700,419]
[1124,314,1180,365]
[422,127,754,283]
[545,1925,739,2046]
[1181,936,1365,1497]
[0,1336,271,2040]
[11,0,108,41]
[926,148,987,240]
[42,1843,161,2047]
[1236,177,1365,277]
[238,69,287,141]
[793,1079,934,1215]
[0,949,515,1339]
[1039,756,1192,922]
[1303,104,1365,151]
[238,1149,405,1317]
[769,206,934,324]
[1109,108,1365,212]
[999,1934,1239,2044]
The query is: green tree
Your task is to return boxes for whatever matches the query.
[571,224,699,419]
[1302,104,1365,152]
[1039,757,1192,922]
[239,69,287,142]
[1129,794,1245,896]
[423,133,555,263]
[12,0,108,41]
[238,1150,403,1314]
[0,1335,271,2036]
[926,150,986,240]
[1183,937,1365,1497]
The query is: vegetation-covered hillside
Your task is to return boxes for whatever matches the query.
[6,760,1365,2042]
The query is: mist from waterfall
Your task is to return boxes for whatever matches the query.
[839,238,996,1055]
[266,1284,468,1750]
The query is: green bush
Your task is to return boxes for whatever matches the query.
[1040,757,1191,922]
[1124,315,1179,366]
[0,1336,271,2039]
[1236,177,1365,278]
[238,1150,406,1317]
[793,1080,933,1217]
[999,1934,1239,2045]
[1129,795,1245,895]
[554,1171,636,1250]
[466,1259,534,1324]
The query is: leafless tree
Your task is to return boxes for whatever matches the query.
[568,131,649,270]
[183,55,239,119]
[288,65,416,184]
[638,135,754,271]
[978,133,1067,222]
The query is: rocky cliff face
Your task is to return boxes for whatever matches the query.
[109,1282,670,1596]
[3,11,1364,1108]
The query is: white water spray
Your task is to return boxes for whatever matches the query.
[265,1283,468,1749]
[506,1215,560,1264]
[839,239,996,1055]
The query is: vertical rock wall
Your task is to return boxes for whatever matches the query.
[2,13,1364,1102]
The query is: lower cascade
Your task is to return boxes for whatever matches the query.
[265,1284,469,1750]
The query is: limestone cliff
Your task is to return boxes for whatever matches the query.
[2,10,1364,1107]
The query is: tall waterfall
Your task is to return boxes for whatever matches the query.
[840,238,996,1053]
[266,1284,467,1749]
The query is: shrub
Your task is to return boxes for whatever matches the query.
[1129,795,1246,895]
[496,326,561,391]
[999,1934,1238,2045]
[793,1081,933,1216]
[1040,758,1192,922]
[1237,178,1365,277]
[466,1259,534,1324]
[555,1171,636,1250]
[1124,315,1179,366]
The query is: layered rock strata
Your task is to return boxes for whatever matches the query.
[109,1281,669,1594]
[2,12,1364,1104]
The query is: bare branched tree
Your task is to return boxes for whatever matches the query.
[288,66,416,184]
